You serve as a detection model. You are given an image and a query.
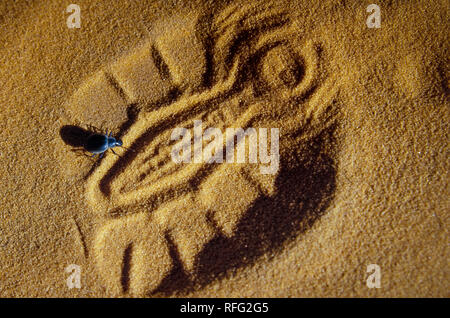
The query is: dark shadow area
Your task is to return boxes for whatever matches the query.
[151,44,172,81]
[151,234,193,296]
[59,125,92,148]
[154,127,337,295]
[121,243,133,293]
[117,104,140,137]
[196,13,216,90]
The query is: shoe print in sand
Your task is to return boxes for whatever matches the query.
[63,3,341,296]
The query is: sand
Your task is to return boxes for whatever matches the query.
[0,0,448,297]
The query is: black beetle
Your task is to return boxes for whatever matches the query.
[85,131,123,158]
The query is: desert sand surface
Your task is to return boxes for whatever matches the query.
[0,0,448,297]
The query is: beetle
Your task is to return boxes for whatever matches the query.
[84,130,123,158]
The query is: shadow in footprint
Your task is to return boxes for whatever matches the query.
[155,126,337,295]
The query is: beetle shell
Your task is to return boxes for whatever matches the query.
[85,134,110,154]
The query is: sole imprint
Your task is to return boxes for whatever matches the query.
[64,2,340,296]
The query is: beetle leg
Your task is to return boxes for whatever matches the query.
[111,149,120,156]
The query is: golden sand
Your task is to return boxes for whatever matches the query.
[0,0,448,297]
